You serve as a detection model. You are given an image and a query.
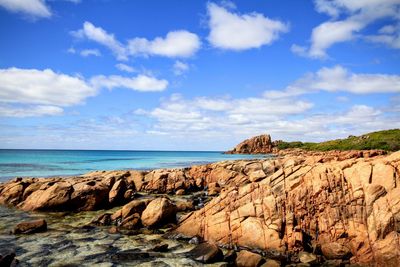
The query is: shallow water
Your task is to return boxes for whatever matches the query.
[0,149,269,181]
[0,205,226,266]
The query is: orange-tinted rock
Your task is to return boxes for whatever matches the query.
[13,219,47,234]
[226,134,273,154]
[187,242,223,263]
[235,250,265,267]
[141,197,177,227]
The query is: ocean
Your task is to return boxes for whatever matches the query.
[0,149,269,181]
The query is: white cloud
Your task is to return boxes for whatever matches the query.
[365,24,400,49]
[90,74,168,92]
[264,65,400,97]
[72,22,201,60]
[71,21,127,60]
[0,105,63,117]
[0,67,96,106]
[115,63,136,73]
[173,61,189,75]
[207,2,288,50]
[0,0,51,18]
[294,0,400,58]
[0,67,169,117]
[128,30,201,58]
[80,49,101,57]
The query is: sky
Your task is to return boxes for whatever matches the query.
[0,0,399,151]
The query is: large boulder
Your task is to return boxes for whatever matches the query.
[235,250,265,267]
[141,197,177,227]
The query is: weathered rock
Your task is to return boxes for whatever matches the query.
[260,259,281,267]
[187,242,223,263]
[175,189,185,195]
[321,242,351,260]
[120,199,151,219]
[141,197,177,227]
[150,244,169,252]
[235,250,265,267]
[91,213,112,226]
[109,179,126,204]
[13,219,47,234]
[226,134,273,154]
[175,151,400,266]
[120,213,141,229]
[208,182,221,196]
[298,251,317,264]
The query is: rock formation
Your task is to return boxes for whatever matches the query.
[0,149,399,266]
[175,151,400,266]
[225,134,274,154]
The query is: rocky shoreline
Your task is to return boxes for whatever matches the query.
[0,149,399,266]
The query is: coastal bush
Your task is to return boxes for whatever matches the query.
[277,129,400,151]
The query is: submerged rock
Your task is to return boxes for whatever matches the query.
[13,219,47,234]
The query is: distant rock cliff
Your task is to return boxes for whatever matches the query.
[225,134,274,154]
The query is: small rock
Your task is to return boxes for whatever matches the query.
[261,259,281,267]
[188,241,223,263]
[13,219,47,234]
[108,226,119,234]
[91,213,112,226]
[189,235,202,245]
[141,197,177,228]
[235,250,265,267]
[175,199,194,212]
[298,251,317,264]
[175,189,185,195]
[150,244,169,252]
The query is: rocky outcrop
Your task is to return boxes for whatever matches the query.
[174,151,400,266]
[1,149,399,266]
[226,134,274,154]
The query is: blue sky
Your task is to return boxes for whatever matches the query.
[0,0,399,150]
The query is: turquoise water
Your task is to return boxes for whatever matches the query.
[0,149,268,181]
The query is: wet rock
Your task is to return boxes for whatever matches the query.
[108,226,119,234]
[321,243,352,260]
[187,242,223,263]
[223,250,237,263]
[13,219,47,234]
[235,250,265,267]
[120,213,141,229]
[175,189,185,195]
[189,235,202,245]
[298,251,317,264]
[0,251,17,267]
[110,249,151,261]
[150,244,169,252]
[141,197,177,228]
[91,213,112,226]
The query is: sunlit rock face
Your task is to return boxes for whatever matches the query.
[225,134,274,154]
[175,151,400,266]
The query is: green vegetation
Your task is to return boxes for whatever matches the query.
[276,129,400,151]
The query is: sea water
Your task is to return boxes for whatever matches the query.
[0,149,269,181]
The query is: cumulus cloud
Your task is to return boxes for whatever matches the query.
[365,24,400,49]
[207,2,288,50]
[293,0,400,58]
[128,31,201,58]
[115,63,136,73]
[0,0,51,18]
[0,67,168,117]
[0,68,96,106]
[90,74,168,92]
[71,21,127,60]
[264,65,400,98]
[72,22,201,60]
[173,61,189,75]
